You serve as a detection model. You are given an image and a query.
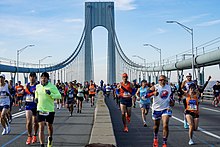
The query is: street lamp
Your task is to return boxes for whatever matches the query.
[16,44,35,82]
[39,56,52,78]
[143,44,162,73]
[166,20,195,79]
[132,55,146,80]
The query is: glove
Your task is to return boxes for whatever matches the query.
[45,90,51,95]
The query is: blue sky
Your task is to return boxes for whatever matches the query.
[0,0,220,83]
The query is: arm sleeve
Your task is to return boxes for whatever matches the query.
[50,85,61,99]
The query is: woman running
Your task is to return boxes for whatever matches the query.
[76,83,84,113]
[66,82,75,116]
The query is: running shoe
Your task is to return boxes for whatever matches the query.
[26,136,32,145]
[2,128,7,135]
[6,124,10,134]
[153,138,158,147]
[162,143,167,147]
[188,139,194,145]
[144,123,147,127]
[47,137,52,147]
[123,126,128,132]
[32,135,37,143]
[184,121,189,129]
[126,116,131,123]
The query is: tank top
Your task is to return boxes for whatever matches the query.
[119,82,132,99]
[77,87,84,97]
[0,83,10,106]
[186,94,199,114]
[140,86,151,104]
[185,81,194,91]
[25,83,37,103]
[89,84,96,95]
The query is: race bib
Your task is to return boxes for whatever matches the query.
[215,90,219,93]
[0,91,7,98]
[188,100,197,110]
[39,111,49,116]
[26,94,34,102]
[123,92,131,98]
[69,94,74,98]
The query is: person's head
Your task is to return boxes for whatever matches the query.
[9,80,13,85]
[141,79,147,87]
[216,81,220,85]
[68,82,73,88]
[0,74,5,84]
[158,75,167,86]
[90,80,93,84]
[29,72,37,83]
[122,73,128,82]
[18,81,21,85]
[57,80,60,84]
[41,72,49,85]
[186,73,192,81]
[189,83,197,94]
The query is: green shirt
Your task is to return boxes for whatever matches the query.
[35,82,61,112]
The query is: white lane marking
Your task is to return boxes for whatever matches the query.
[201,107,220,113]
[12,111,25,116]
[12,111,25,119]
[172,116,220,140]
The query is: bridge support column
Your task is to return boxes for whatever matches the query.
[23,73,28,84]
[10,73,16,85]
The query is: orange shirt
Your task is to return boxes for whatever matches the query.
[119,81,132,98]
[89,84,96,95]
[15,85,24,97]
[186,94,199,114]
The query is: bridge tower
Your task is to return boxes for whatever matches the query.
[84,2,116,84]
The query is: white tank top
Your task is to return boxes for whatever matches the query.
[0,83,10,106]
[152,84,171,111]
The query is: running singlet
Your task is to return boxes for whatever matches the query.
[25,83,37,103]
[0,83,10,106]
[213,84,220,95]
[140,86,151,104]
[16,85,24,97]
[89,84,96,95]
[67,88,74,99]
[119,82,132,99]
[77,87,84,97]
[184,81,194,91]
[106,86,111,92]
[152,84,171,111]
[185,94,199,114]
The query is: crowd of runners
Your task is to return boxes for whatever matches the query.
[0,71,219,147]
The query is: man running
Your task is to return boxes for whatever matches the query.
[15,81,24,111]
[212,81,220,107]
[116,73,134,132]
[25,72,39,145]
[76,83,84,113]
[84,81,89,102]
[35,72,61,147]
[8,80,15,123]
[151,75,174,147]
[0,74,11,135]
[66,82,75,116]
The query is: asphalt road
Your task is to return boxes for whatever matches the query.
[106,96,220,147]
[0,101,95,147]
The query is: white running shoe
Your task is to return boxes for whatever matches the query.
[6,125,11,134]
[2,128,7,135]
[188,139,194,145]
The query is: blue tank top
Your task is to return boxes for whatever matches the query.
[25,83,37,108]
[140,86,151,104]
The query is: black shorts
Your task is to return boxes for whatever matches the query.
[89,94,95,98]
[185,110,199,118]
[17,96,23,101]
[84,91,89,95]
[0,105,9,111]
[120,98,132,107]
[77,97,84,101]
[37,111,55,124]
[26,108,37,116]
[67,98,74,104]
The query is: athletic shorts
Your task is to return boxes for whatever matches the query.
[89,94,95,98]
[17,96,23,101]
[77,97,84,101]
[84,91,89,95]
[185,110,199,118]
[0,105,9,111]
[139,103,150,109]
[152,109,172,120]
[67,98,74,104]
[37,111,55,124]
[26,108,37,116]
[120,98,132,107]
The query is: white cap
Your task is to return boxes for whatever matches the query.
[186,73,192,77]
[0,74,5,78]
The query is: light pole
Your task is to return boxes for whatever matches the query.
[143,44,162,73]
[132,55,146,80]
[39,56,52,78]
[16,44,35,82]
[166,20,195,79]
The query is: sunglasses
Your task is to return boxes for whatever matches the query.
[159,79,165,81]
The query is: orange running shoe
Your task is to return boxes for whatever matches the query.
[162,143,167,147]
[26,136,32,145]
[153,138,158,147]
[126,116,131,123]
[32,135,37,143]
[123,126,128,132]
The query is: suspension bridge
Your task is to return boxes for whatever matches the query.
[0,2,220,147]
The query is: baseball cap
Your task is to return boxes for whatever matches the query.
[0,74,5,78]
[122,73,128,77]
[186,73,192,77]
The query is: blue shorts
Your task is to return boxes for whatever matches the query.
[152,109,172,120]
[120,98,132,107]
[139,103,150,109]
[0,105,9,111]
[17,96,23,101]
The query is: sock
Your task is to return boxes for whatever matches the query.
[163,137,167,144]
[154,133,158,139]
[41,144,45,147]
[48,136,53,141]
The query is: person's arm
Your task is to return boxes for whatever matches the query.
[49,85,61,99]
[200,76,211,93]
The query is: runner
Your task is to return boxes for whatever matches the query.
[0,74,11,135]
[56,80,62,109]
[15,81,25,111]
[116,73,134,132]
[132,80,140,108]
[84,81,89,102]
[212,81,220,107]
[66,82,75,116]
[181,73,194,129]
[89,80,96,107]
[105,84,111,98]
[7,80,15,123]
[76,83,84,113]
[25,72,38,145]
[136,79,154,127]
[151,75,175,147]
[35,72,61,147]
